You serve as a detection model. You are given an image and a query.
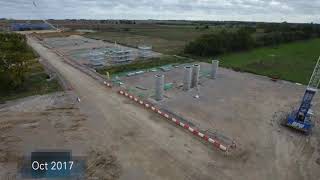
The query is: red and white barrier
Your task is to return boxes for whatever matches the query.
[118,90,229,152]
[103,81,112,88]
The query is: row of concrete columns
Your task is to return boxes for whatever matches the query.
[155,60,219,101]
[183,60,219,91]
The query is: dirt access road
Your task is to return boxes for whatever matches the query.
[27,36,318,180]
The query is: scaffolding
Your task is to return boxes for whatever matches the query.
[105,48,134,63]
[138,45,153,58]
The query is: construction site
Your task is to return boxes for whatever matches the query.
[0,13,320,180]
[39,35,161,68]
[114,60,320,149]
[10,30,318,179]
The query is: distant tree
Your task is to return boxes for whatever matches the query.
[184,28,254,56]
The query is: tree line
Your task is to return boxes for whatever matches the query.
[184,23,320,57]
[0,33,36,92]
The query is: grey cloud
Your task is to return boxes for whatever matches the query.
[0,0,319,23]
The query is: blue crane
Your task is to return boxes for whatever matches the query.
[286,57,320,134]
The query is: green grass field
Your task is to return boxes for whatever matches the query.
[218,38,320,84]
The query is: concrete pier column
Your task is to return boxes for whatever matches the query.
[211,60,219,79]
[155,74,164,101]
[191,64,200,88]
[183,66,192,91]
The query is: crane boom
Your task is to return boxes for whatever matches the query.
[308,56,320,89]
[32,1,60,31]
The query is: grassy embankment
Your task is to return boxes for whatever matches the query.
[0,59,62,102]
[0,33,62,102]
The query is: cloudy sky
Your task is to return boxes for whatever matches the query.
[0,0,319,23]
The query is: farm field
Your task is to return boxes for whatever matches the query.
[84,24,219,54]
[218,38,320,84]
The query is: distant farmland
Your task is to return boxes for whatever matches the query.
[84,24,221,55]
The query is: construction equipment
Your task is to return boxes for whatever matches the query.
[286,57,320,134]
[32,1,61,31]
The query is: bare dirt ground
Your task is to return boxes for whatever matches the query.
[27,36,228,180]
[0,92,121,180]
[119,63,320,180]
[1,36,318,179]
